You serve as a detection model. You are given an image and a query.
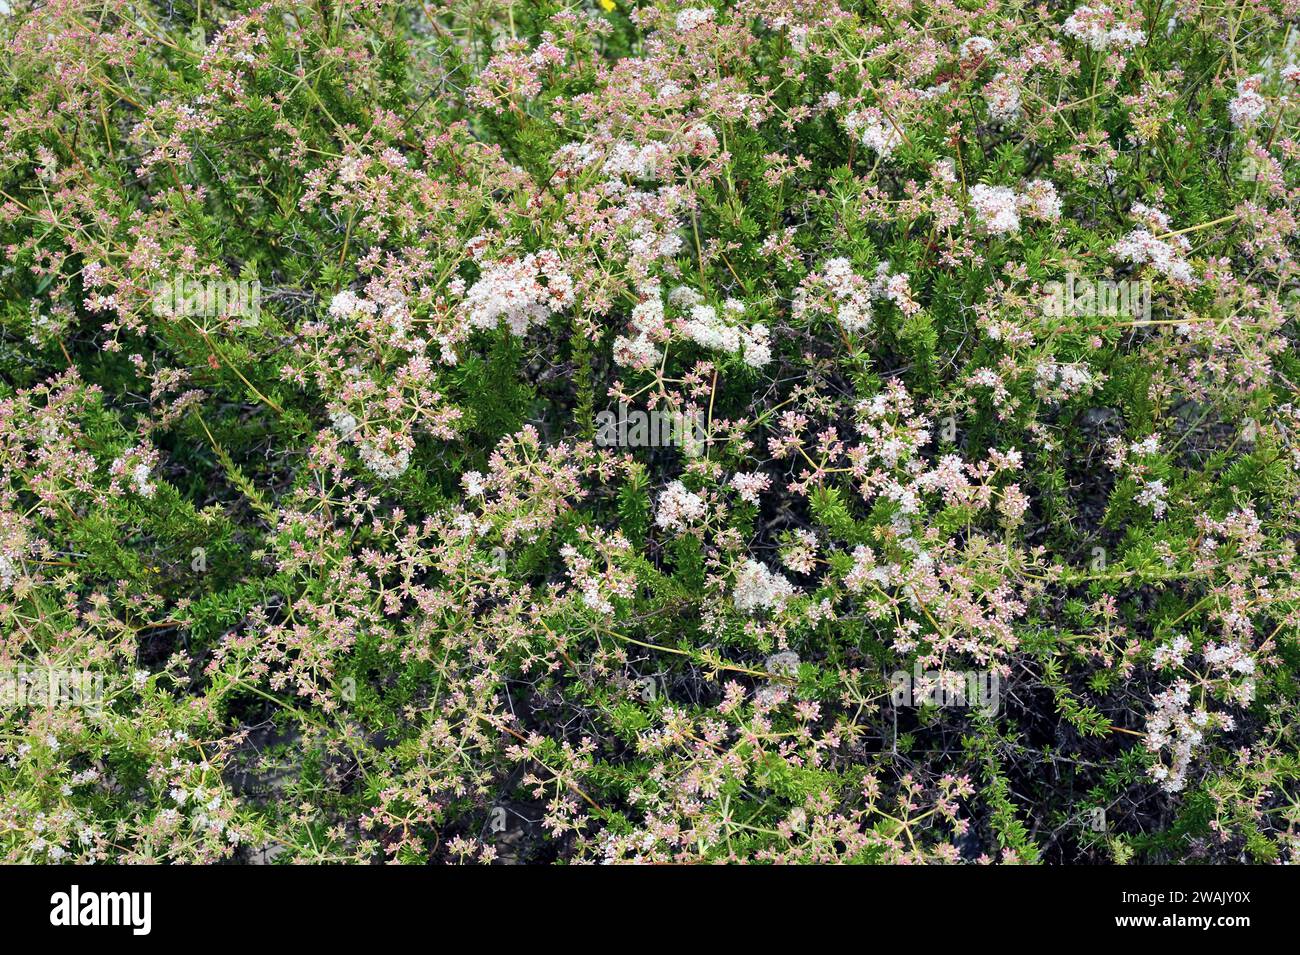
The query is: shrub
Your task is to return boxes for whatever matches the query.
[1,0,1299,864]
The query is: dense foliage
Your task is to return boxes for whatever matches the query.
[2,0,1300,864]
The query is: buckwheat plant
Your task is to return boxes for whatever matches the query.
[2,0,1299,865]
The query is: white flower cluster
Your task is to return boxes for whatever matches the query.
[780,529,819,575]
[0,554,17,590]
[613,283,669,370]
[328,287,417,341]
[672,287,772,368]
[330,409,359,439]
[970,180,1062,235]
[1111,203,1196,284]
[560,534,635,616]
[1152,634,1191,669]
[803,257,873,333]
[854,381,931,469]
[1062,5,1146,52]
[959,36,996,60]
[753,650,801,708]
[168,783,234,839]
[616,188,688,273]
[327,281,463,362]
[844,544,893,593]
[984,73,1022,123]
[1135,477,1168,517]
[550,142,599,177]
[603,140,672,180]
[675,7,714,32]
[1145,680,1232,792]
[1033,359,1101,404]
[682,121,719,155]
[131,463,156,497]
[732,558,797,614]
[792,258,920,335]
[461,250,574,335]
[461,470,487,497]
[655,480,707,531]
[111,445,159,498]
[969,184,1020,235]
[1204,642,1257,683]
[328,290,376,321]
[730,470,771,504]
[329,406,413,480]
[765,650,801,678]
[844,109,902,158]
[872,261,922,316]
[1130,434,1160,456]
[1018,179,1062,222]
[1106,432,1169,517]
[1228,76,1268,128]
[358,442,411,481]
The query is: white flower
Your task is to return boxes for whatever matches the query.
[655,481,707,531]
[795,257,875,334]
[328,290,376,320]
[1034,360,1099,402]
[1063,5,1146,52]
[679,300,772,367]
[683,304,739,352]
[985,73,1022,123]
[861,120,901,157]
[1228,78,1268,128]
[358,442,411,480]
[1130,434,1161,456]
[1112,228,1196,284]
[668,286,704,308]
[675,8,714,31]
[337,155,367,184]
[462,470,486,497]
[613,332,662,369]
[845,110,902,158]
[603,140,671,180]
[764,651,801,678]
[730,471,771,504]
[733,559,797,614]
[551,142,600,175]
[1136,478,1168,518]
[960,36,996,60]
[683,121,719,154]
[970,184,1021,235]
[131,462,156,498]
[1017,179,1061,222]
[738,325,772,368]
[462,250,574,335]
[330,410,358,439]
[781,529,819,575]
[1153,635,1191,669]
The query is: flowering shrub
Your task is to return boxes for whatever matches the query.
[2,0,1300,865]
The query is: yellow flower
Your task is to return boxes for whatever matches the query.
[598,0,616,10]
